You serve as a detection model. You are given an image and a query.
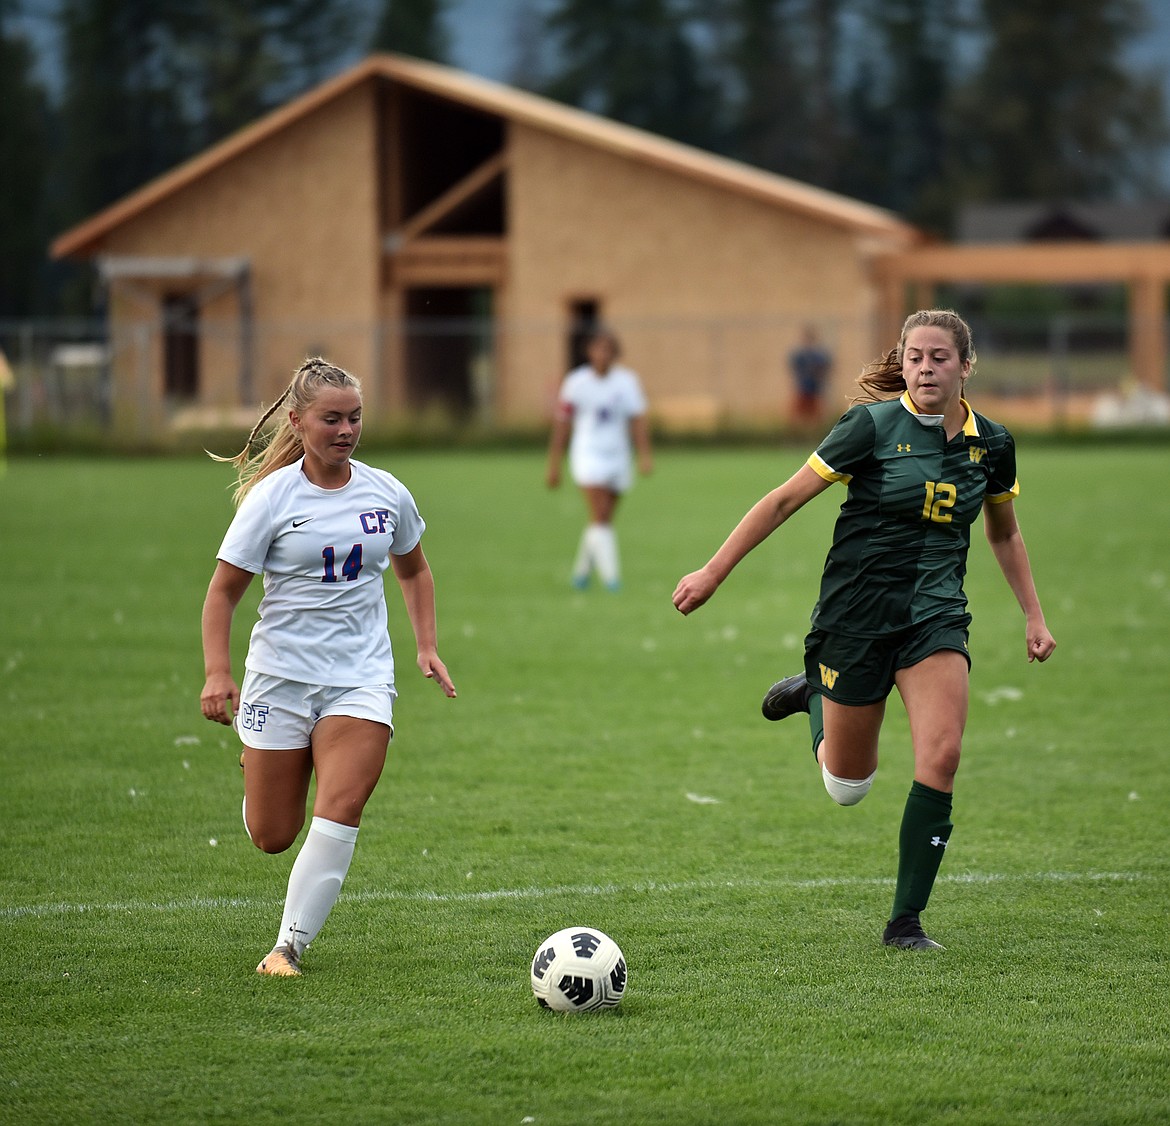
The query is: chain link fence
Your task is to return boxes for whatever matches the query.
[2,311,1168,448]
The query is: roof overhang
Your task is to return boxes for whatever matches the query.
[98,255,250,281]
[53,54,919,261]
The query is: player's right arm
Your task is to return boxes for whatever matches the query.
[672,464,831,615]
[200,561,255,724]
[546,408,572,488]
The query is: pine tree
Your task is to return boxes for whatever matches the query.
[957,0,1168,201]
[169,0,360,149]
[57,0,190,221]
[369,0,449,61]
[714,0,813,178]
[0,4,53,315]
[848,0,959,230]
[543,0,723,151]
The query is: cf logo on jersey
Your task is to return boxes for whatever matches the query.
[359,509,391,534]
[240,703,270,732]
[969,446,986,464]
[818,663,840,690]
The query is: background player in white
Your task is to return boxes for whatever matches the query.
[200,357,456,976]
[546,329,653,590]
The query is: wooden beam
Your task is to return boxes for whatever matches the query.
[875,242,1170,285]
[874,241,1170,392]
[387,236,506,286]
[1130,273,1169,391]
[388,150,508,248]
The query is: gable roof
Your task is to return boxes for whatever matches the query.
[52,53,917,259]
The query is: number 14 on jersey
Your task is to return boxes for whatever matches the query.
[322,544,363,582]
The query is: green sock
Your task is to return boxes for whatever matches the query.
[890,781,953,922]
[808,691,824,761]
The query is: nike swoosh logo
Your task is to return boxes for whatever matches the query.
[292,518,312,528]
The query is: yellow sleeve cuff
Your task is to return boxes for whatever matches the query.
[807,452,851,485]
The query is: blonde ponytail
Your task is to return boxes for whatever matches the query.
[210,357,361,505]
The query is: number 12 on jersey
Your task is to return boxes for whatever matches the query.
[922,481,956,524]
[322,544,363,582]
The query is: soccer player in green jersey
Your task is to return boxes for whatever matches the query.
[672,309,1056,951]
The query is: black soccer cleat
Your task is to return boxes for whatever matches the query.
[882,913,945,951]
[761,674,813,721]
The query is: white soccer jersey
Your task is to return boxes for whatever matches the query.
[559,364,647,488]
[216,457,425,687]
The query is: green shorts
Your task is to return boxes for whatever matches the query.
[803,618,971,707]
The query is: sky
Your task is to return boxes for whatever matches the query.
[446,0,542,81]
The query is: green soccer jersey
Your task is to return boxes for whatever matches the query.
[806,392,1018,637]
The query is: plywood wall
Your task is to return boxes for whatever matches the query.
[505,123,884,427]
[100,82,383,430]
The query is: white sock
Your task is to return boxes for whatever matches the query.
[572,526,594,581]
[594,524,620,586]
[275,816,359,956]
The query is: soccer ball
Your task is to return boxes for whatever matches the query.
[530,926,627,1012]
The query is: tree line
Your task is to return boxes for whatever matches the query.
[1,0,1166,317]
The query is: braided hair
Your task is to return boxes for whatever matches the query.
[853,309,976,404]
[211,357,361,505]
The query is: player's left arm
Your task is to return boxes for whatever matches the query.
[391,543,457,697]
[631,413,653,476]
[982,497,1056,663]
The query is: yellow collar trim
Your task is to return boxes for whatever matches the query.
[900,392,979,437]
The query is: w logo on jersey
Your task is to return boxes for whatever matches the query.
[818,663,840,690]
[969,446,986,464]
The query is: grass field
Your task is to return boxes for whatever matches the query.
[2,444,1168,1125]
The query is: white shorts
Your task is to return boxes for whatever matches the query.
[570,455,631,494]
[236,670,396,749]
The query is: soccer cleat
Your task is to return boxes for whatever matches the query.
[256,943,302,976]
[571,574,589,590]
[882,913,945,951]
[761,674,813,721]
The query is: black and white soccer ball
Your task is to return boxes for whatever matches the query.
[530,926,627,1012]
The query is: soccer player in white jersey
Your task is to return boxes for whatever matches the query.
[546,329,653,590]
[200,357,456,976]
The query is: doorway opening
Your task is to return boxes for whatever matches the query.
[163,293,199,400]
[404,286,494,420]
[567,297,602,371]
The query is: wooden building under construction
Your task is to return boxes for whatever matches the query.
[52,54,922,435]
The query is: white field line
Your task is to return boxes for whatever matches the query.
[0,870,1151,922]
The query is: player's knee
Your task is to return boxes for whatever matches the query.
[251,830,298,854]
[822,764,876,806]
[918,738,961,788]
[245,813,303,854]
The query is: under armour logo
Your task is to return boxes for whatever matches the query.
[897,443,911,452]
[931,835,948,848]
